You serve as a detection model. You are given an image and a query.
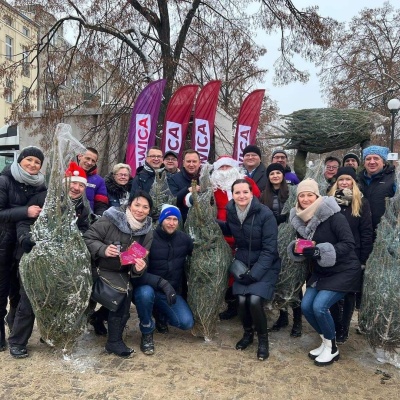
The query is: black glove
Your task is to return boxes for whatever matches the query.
[21,237,36,254]
[302,247,321,260]
[239,270,256,285]
[158,278,177,305]
[276,213,288,225]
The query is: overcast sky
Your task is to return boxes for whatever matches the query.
[255,0,393,115]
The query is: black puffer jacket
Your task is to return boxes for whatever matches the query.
[133,225,194,293]
[288,196,362,292]
[131,163,163,194]
[358,165,396,234]
[105,172,132,208]
[218,197,281,300]
[83,206,153,289]
[0,166,46,265]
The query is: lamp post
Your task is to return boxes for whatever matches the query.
[387,98,400,153]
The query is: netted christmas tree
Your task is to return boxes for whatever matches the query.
[19,124,93,353]
[359,170,400,365]
[185,163,232,341]
[274,161,327,308]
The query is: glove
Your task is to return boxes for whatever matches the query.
[276,213,288,225]
[21,237,36,253]
[158,278,177,305]
[239,270,256,285]
[302,246,321,260]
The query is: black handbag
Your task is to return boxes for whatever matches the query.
[91,275,128,312]
[228,215,255,280]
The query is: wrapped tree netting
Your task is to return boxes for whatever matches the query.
[19,124,92,353]
[274,161,327,308]
[149,170,176,227]
[359,171,400,367]
[185,163,232,341]
[279,108,385,153]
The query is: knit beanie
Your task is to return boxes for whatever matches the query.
[296,178,320,197]
[213,155,239,171]
[342,153,360,166]
[17,146,44,165]
[159,204,181,224]
[242,145,261,158]
[266,162,285,176]
[335,166,357,181]
[362,145,389,162]
[271,150,288,159]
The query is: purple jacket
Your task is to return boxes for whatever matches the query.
[284,169,300,185]
[86,170,108,215]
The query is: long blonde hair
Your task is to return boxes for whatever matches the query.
[328,176,362,217]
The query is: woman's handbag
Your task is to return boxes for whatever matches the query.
[228,215,255,281]
[91,275,128,312]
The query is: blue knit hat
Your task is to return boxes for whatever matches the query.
[362,146,389,161]
[159,204,181,224]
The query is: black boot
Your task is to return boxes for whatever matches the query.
[271,309,289,331]
[153,309,169,334]
[337,294,355,344]
[257,333,269,361]
[5,307,17,333]
[290,306,302,337]
[0,319,5,351]
[140,332,155,355]
[9,345,28,358]
[105,316,134,357]
[219,299,238,320]
[236,328,254,350]
[89,309,108,336]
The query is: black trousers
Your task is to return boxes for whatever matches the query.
[238,294,268,335]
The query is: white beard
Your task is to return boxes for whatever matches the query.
[211,167,244,191]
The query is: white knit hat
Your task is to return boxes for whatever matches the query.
[213,155,239,171]
[296,178,320,197]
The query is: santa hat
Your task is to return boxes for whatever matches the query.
[213,155,239,171]
[64,161,87,185]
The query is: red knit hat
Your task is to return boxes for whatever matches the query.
[64,161,87,185]
[213,155,239,171]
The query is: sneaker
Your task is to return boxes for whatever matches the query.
[140,333,154,355]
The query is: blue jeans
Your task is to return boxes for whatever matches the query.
[133,285,194,334]
[301,287,345,340]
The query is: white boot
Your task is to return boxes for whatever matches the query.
[308,334,325,360]
[314,338,340,366]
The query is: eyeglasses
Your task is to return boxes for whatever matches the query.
[273,156,286,160]
[147,155,163,159]
[325,166,339,171]
[115,173,129,177]
[164,157,177,162]
[243,153,259,158]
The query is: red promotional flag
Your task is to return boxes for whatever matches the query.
[161,84,199,161]
[232,89,265,163]
[126,79,166,176]
[191,80,221,163]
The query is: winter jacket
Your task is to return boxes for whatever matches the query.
[284,166,300,186]
[133,225,194,294]
[0,166,46,268]
[168,167,200,222]
[218,197,281,300]
[244,162,268,192]
[105,172,132,208]
[85,165,108,215]
[83,206,153,289]
[288,196,362,292]
[358,164,396,234]
[336,197,373,265]
[130,163,164,195]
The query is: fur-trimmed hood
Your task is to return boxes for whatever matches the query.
[289,196,340,240]
[103,206,152,235]
[104,172,132,199]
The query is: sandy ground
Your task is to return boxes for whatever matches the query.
[0,307,399,400]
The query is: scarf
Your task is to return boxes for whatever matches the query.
[10,160,45,187]
[235,199,252,224]
[125,207,145,231]
[333,188,353,207]
[295,196,323,223]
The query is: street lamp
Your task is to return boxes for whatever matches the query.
[387,98,400,153]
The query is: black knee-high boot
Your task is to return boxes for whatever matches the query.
[339,293,356,344]
[248,295,269,361]
[290,306,302,337]
[235,295,253,350]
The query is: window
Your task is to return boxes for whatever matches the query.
[5,36,13,60]
[21,86,30,110]
[22,26,30,37]
[22,47,30,77]
[3,15,12,26]
[5,79,13,103]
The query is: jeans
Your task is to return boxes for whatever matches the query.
[301,287,345,340]
[133,285,194,334]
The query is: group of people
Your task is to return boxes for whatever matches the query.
[0,141,395,365]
